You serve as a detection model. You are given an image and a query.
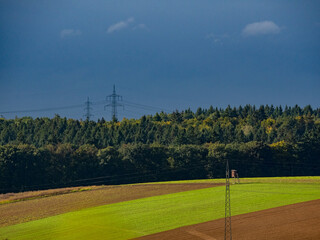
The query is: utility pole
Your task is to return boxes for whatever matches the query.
[225,159,232,240]
[84,97,93,121]
[105,85,123,121]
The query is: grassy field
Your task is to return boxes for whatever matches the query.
[0,183,217,227]
[145,176,320,184]
[0,177,319,240]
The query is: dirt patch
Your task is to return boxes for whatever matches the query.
[136,199,320,240]
[0,186,103,204]
[0,183,222,227]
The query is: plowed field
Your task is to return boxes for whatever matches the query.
[0,183,221,227]
[137,199,320,240]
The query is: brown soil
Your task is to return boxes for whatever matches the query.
[0,185,103,204]
[137,199,320,240]
[0,183,221,227]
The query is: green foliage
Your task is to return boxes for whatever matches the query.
[0,140,319,193]
[0,105,319,147]
[0,105,319,192]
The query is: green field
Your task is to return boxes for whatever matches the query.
[144,176,320,184]
[1,178,320,240]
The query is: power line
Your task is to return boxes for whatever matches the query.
[1,150,320,191]
[3,147,318,191]
[123,108,151,118]
[0,163,210,192]
[0,104,84,114]
[92,100,107,106]
[104,85,123,121]
[123,100,173,113]
[225,159,232,240]
[0,91,173,119]
[1,159,319,192]
[84,97,93,121]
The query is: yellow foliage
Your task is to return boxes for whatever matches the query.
[203,117,213,126]
[261,118,275,128]
[295,116,302,121]
[270,140,286,148]
[80,121,85,127]
[199,124,210,131]
[261,118,276,134]
[266,126,273,134]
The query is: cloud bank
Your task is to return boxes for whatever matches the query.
[107,18,134,34]
[60,29,82,38]
[242,21,280,36]
[132,23,148,31]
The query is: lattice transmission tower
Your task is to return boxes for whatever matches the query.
[84,97,93,121]
[105,85,123,121]
[225,159,232,240]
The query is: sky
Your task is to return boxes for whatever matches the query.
[0,0,319,121]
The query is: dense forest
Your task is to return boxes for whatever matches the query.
[1,104,320,147]
[0,105,320,193]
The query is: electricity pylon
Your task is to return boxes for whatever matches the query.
[225,159,232,240]
[84,97,93,121]
[105,85,123,121]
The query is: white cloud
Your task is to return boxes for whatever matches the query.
[206,33,229,44]
[242,21,280,36]
[132,23,148,31]
[60,29,82,38]
[107,18,134,34]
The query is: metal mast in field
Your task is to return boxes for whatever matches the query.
[84,97,93,121]
[105,85,123,121]
[225,159,232,240]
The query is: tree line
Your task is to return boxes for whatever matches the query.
[1,104,319,147]
[1,140,319,193]
[0,104,319,193]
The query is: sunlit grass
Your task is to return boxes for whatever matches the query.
[143,176,320,184]
[0,177,319,240]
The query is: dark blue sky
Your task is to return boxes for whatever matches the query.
[0,0,319,120]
